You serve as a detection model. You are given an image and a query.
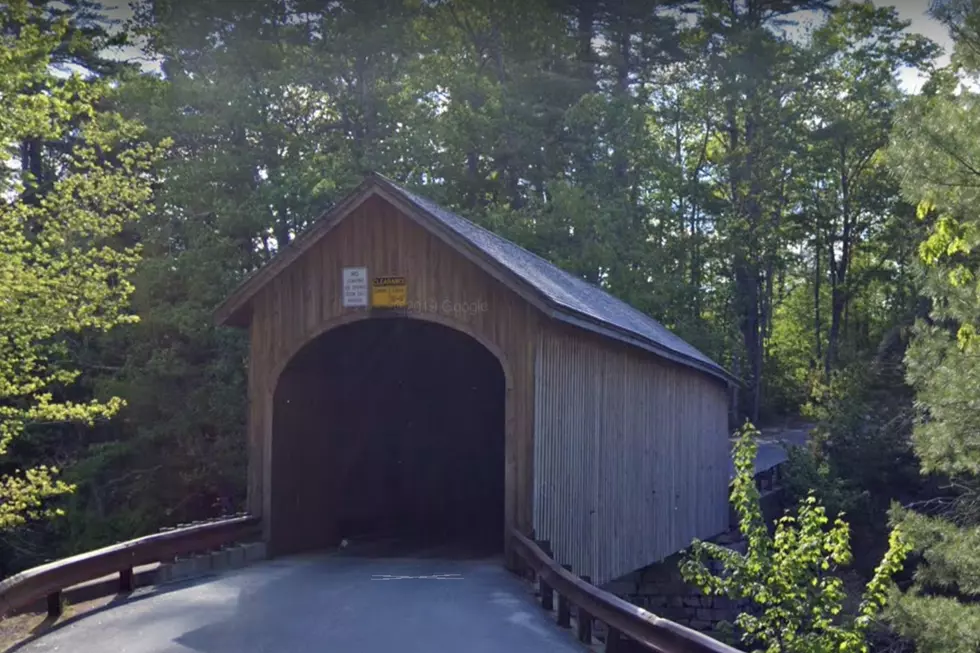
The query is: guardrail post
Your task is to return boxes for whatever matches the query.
[606,627,624,652]
[46,591,62,618]
[119,567,134,593]
[577,575,593,643]
[540,577,554,611]
[535,539,553,611]
[557,564,572,628]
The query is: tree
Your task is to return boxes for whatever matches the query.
[681,424,910,653]
[802,2,936,376]
[883,2,980,650]
[692,0,830,422]
[0,0,163,530]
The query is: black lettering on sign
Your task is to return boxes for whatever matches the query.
[373,276,405,287]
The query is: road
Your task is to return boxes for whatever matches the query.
[728,425,811,481]
[14,552,584,653]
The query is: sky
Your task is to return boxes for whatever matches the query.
[891,0,955,91]
[98,0,955,92]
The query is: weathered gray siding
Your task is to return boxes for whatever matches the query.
[533,324,730,585]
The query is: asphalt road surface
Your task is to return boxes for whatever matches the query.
[15,552,585,653]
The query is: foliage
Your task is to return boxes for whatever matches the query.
[681,423,911,653]
[0,0,163,530]
[0,0,950,606]
[881,3,980,650]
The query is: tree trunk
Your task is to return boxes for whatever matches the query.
[735,259,762,424]
[814,217,823,364]
[825,144,852,375]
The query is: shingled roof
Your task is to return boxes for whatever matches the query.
[214,173,733,385]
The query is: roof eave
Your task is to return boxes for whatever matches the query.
[551,309,737,387]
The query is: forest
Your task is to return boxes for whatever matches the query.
[1,0,979,651]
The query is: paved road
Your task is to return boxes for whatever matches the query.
[15,552,584,653]
[728,426,811,481]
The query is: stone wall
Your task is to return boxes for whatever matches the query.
[600,530,747,634]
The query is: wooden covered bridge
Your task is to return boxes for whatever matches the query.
[0,174,740,653]
[214,172,734,584]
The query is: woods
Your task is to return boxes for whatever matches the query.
[2,0,980,650]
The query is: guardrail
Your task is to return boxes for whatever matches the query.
[0,514,261,618]
[510,529,741,653]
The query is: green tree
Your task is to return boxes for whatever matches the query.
[883,2,980,650]
[0,0,162,530]
[681,424,910,653]
[802,1,936,376]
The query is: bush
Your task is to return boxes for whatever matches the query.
[681,423,911,653]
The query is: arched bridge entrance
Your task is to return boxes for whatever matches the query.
[271,317,505,556]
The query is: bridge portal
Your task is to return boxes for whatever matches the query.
[215,173,733,583]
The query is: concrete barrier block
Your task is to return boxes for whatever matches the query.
[242,541,267,563]
[154,564,173,584]
[210,549,231,571]
[170,558,195,581]
[227,545,246,568]
[190,554,213,576]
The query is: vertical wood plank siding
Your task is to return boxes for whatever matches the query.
[533,324,730,585]
[245,196,538,551]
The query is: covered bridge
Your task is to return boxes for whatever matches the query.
[214,173,734,585]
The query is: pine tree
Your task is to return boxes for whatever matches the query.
[884,1,980,650]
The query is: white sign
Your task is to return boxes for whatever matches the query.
[342,267,368,307]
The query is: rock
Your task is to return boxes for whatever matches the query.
[645,594,667,608]
[603,580,636,596]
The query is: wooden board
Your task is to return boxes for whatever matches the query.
[532,322,730,584]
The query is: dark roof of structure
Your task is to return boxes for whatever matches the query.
[214,173,734,385]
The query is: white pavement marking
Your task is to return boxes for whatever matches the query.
[370,573,464,580]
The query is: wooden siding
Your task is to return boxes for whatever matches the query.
[245,195,538,552]
[533,324,730,585]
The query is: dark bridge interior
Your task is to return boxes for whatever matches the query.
[272,317,505,557]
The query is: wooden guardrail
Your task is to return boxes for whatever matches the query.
[0,514,261,618]
[510,528,741,653]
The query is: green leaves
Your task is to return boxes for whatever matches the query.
[0,0,165,530]
[681,423,910,653]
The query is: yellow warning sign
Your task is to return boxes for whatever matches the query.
[371,275,407,308]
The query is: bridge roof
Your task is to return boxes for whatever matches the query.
[214,173,733,385]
